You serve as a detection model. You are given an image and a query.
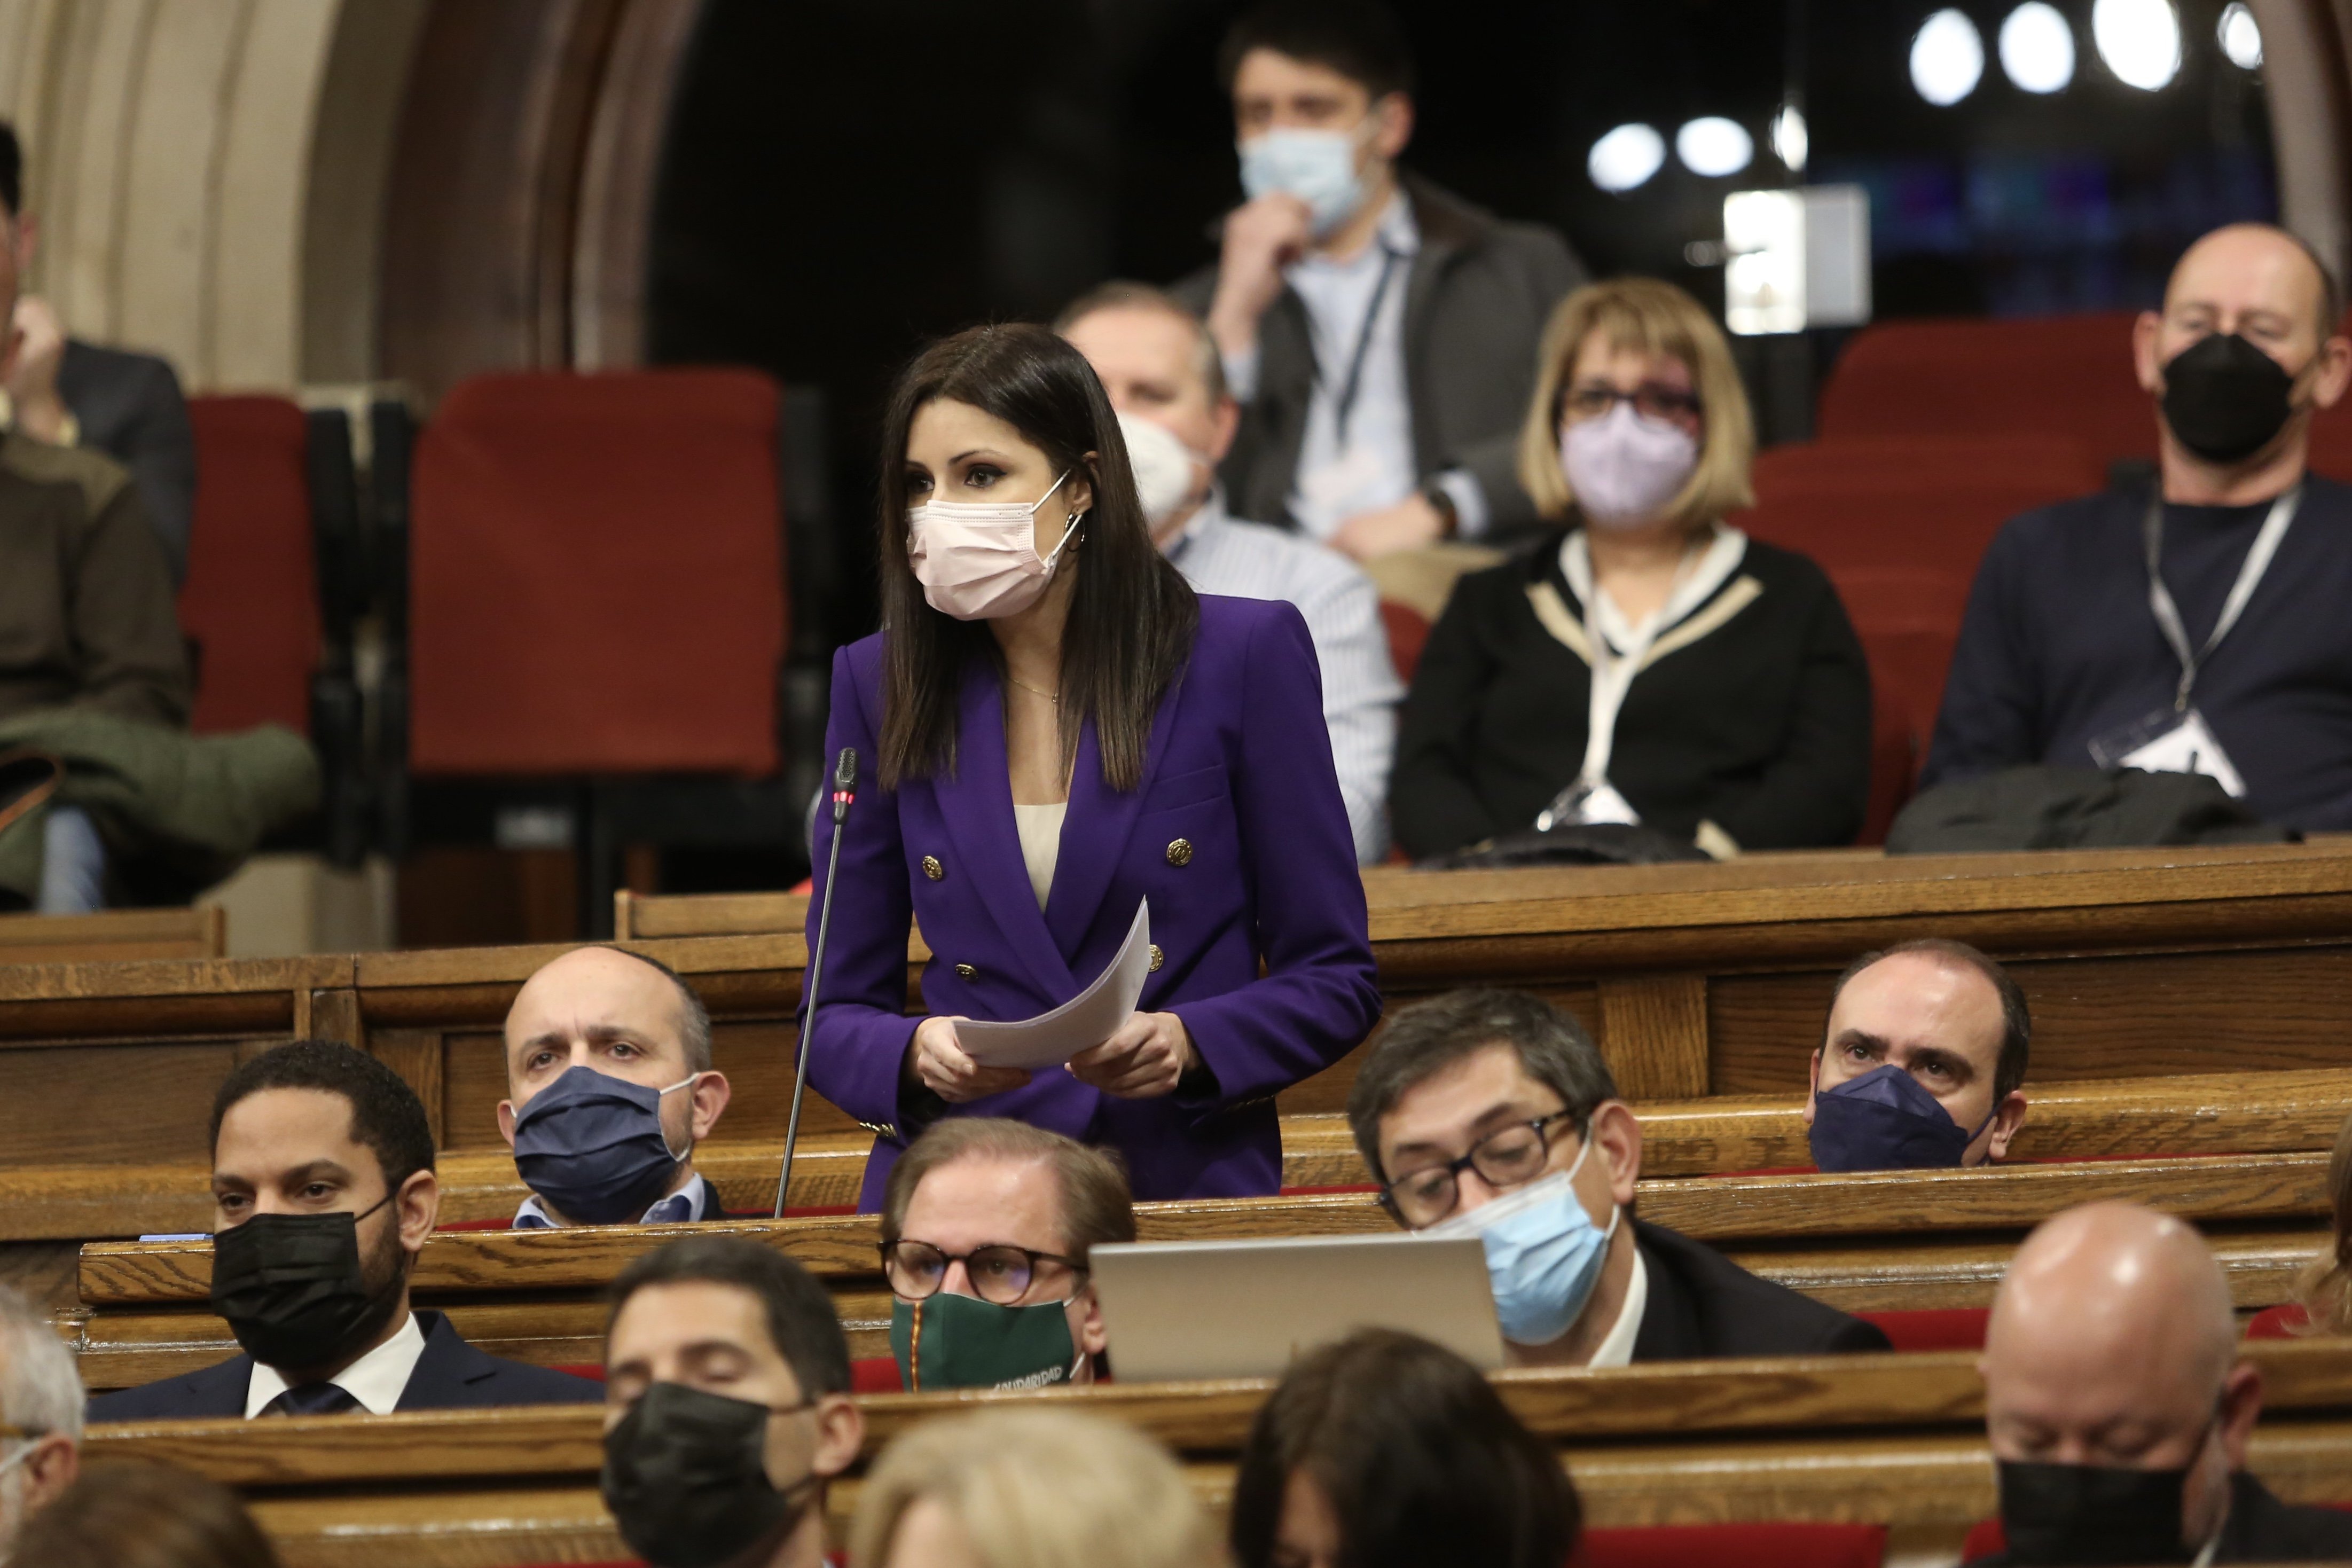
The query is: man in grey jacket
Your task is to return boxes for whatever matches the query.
[1173,0,1586,562]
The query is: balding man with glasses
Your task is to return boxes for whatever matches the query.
[1348,989,1888,1366]
[876,1118,1136,1392]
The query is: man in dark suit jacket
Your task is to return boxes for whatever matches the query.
[1967,1201,2352,1565]
[1347,989,1889,1367]
[0,121,196,584]
[88,1041,600,1421]
[1170,1,1586,561]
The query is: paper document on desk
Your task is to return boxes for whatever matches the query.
[955,899,1151,1071]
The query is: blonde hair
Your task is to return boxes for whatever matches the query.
[1516,277,1756,529]
[850,1408,1218,1568]
[2293,1108,2352,1334]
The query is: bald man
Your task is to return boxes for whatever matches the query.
[1806,938,2028,1172]
[1927,222,2352,830]
[497,947,733,1227]
[1970,1202,2352,1565]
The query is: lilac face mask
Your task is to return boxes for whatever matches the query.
[1559,401,1699,528]
[1809,1062,1998,1173]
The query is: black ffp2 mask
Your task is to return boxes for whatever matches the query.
[601,1381,813,1568]
[209,1195,405,1373]
[2161,332,2300,465]
[1997,1457,2197,1565]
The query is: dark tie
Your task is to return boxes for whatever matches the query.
[263,1382,359,1417]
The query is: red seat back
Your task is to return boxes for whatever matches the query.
[1859,1306,1990,1352]
[410,370,786,777]
[2244,1302,2311,1340]
[178,397,321,734]
[1380,599,1431,686]
[1581,1523,1886,1568]
[1818,313,2153,468]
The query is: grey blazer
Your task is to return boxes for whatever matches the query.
[58,338,197,586]
[1173,173,1586,538]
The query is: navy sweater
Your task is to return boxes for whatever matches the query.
[1924,474,2352,830]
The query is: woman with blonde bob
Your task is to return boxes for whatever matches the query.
[1390,278,1872,858]
[850,1407,1218,1568]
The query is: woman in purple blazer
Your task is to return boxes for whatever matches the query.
[805,324,1381,1209]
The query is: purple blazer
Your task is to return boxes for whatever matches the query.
[804,594,1381,1208]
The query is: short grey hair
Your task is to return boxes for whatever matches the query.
[1053,280,1230,406]
[0,1285,83,1446]
[604,947,714,1073]
[1345,990,1619,1182]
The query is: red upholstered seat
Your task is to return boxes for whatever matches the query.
[852,1355,904,1394]
[1818,312,2153,468]
[178,396,322,734]
[1859,1306,1990,1352]
[2245,1302,2311,1339]
[409,370,787,777]
[1581,1522,1886,1568]
[1379,599,1431,685]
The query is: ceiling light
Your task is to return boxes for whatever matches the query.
[1676,116,1754,178]
[1910,9,1986,106]
[1999,3,2077,92]
[2218,3,2262,69]
[1771,104,1809,173]
[2093,0,2182,90]
[1588,123,1667,193]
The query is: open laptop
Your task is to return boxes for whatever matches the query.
[1087,1232,1504,1383]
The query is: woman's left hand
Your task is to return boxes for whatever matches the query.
[1068,1012,1201,1099]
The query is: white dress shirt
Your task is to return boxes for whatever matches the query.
[1583,1244,1648,1369]
[1164,496,1402,863]
[1224,197,1493,541]
[513,1171,712,1229]
[244,1310,427,1417]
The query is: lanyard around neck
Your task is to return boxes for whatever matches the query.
[2143,485,2300,711]
[1313,243,1405,445]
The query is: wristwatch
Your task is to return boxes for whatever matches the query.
[1422,482,1460,538]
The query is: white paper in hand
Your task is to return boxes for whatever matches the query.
[954,900,1152,1071]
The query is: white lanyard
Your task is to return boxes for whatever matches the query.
[2144,486,2299,712]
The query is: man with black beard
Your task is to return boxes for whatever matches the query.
[600,1237,864,1568]
[88,1041,599,1419]
[1928,223,2352,829]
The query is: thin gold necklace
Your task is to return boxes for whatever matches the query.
[1007,675,1060,704]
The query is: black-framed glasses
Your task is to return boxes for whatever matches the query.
[880,1239,1088,1306]
[1381,1111,1580,1227]
[1560,383,1703,425]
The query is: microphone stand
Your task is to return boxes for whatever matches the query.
[775,747,857,1218]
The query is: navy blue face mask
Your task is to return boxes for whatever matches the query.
[511,1064,696,1224]
[1809,1062,1997,1173]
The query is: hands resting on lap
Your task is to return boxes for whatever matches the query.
[903,1012,1203,1103]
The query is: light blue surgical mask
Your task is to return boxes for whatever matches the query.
[1425,1140,1619,1346]
[1237,124,1369,237]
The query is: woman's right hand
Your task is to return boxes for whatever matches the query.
[904,1015,1032,1103]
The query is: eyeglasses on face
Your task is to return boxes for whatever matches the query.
[880,1239,1088,1306]
[1561,383,1703,425]
[1380,1111,1579,1227]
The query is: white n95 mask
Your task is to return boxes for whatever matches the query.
[907,471,1078,621]
[1117,412,1208,531]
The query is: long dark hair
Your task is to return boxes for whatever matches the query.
[875,323,1198,793]
[1229,1329,1581,1568]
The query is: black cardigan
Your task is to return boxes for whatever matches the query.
[1390,528,1872,857]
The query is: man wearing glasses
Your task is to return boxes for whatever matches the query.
[1347,988,1889,1366]
[876,1118,1136,1391]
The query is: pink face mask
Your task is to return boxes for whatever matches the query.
[907,470,1079,620]
[1559,401,1699,529]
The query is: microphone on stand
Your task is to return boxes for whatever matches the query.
[775,746,857,1219]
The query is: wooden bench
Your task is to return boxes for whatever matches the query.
[0,905,223,965]
[31,1065,2349,1246]
[61,1151,2334,1386]
[79,1337,2352,1568]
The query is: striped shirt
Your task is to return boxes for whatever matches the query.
[1165,497,1402,863]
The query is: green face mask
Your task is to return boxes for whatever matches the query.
[891,1290,1079,1393]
